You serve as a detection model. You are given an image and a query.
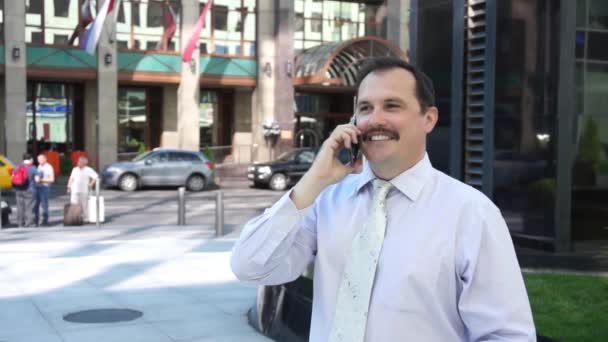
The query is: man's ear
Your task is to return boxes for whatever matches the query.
[423,106,439,133]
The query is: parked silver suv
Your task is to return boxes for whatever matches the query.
[101,149,215,192]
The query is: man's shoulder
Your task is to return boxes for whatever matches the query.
[434,170,497,210]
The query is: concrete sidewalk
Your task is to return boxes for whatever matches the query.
[0,224,270,342]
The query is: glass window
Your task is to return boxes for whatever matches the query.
[589,0,608,30]
[572,61,608,241]
[493,0,559,240]
[54,34,69,44]
[296,150,315,163]
[418,0,453,174]
[118,88,147,158]
[213,5,228,31]
[587,32,608,61]
[26,82,74,153]
[54,0,70,17]
[27,0,43,14]
[200,91,218,147]
[147,152,168,163]
[147,0,163,28]
[576,31,586,59]
[577,0,587,28]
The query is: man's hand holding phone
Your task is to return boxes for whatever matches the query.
[290,122,362,209]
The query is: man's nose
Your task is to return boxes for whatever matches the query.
[362,108,388,127]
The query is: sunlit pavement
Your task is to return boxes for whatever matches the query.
[0,225,272,342]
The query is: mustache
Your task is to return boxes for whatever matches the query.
[361,128,400,141]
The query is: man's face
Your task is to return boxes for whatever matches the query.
[78,159,87,168]
[38,155,46,165]
[355,68,437,169]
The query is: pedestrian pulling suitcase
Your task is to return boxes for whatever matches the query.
[64,203,83,226]
[87,196,105,223]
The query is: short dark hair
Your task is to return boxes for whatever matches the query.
[22,153,32,160]
[356,57,436,112]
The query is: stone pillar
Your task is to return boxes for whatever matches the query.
[254,0,294,162]
[161,84,179,148]
[387,0,411,56]
[84,81,98,164]
[177,0,200,151]
[96,0,118,169]
[275,0,295,156]
[3,1,27,163]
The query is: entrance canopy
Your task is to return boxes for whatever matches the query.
[293,37,408,88]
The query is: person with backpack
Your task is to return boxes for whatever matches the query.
[34,154,55,226]
[13,153,38,227]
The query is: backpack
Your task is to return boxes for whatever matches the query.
[11,164,30,187]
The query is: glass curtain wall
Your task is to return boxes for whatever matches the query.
[572,0,608,240]
[493,0,559,242]
[417,0,452,174]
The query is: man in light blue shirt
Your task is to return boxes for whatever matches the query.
[231,57,536,341]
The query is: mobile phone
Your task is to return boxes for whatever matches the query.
[338,112,360,165]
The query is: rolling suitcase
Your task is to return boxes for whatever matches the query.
[88,196,105,223]
[63,203,83,226]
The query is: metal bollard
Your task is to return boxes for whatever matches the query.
[215,191,224,236]
[178,187,186,226]
[95,181,100,228]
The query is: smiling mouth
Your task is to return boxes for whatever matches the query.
[362,130,400,141]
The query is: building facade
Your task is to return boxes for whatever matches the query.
[2,0,601,253]
[0,0,407,169]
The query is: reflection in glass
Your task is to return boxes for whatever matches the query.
[493,0,559,242]
[118,88,147,158]
[589,0,608,30]
[200,91,218,147]
[26,82,74,153]
[418,0,453,174]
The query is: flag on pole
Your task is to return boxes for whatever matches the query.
[81,0,116,55]
[68,0,93,45]
[156,1,177,50]
[182,0,213,62]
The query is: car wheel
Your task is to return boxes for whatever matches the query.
[269,173,288,191]
[186,174,206,192]
[119,174,138,192]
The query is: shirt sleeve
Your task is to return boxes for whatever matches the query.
[231,189,317,286]
[88,167,99,180]
[456,200,536,341]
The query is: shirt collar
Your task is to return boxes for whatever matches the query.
[352,153,434,202]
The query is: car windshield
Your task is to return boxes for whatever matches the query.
[133,151,153,162]
[276,150,300,162]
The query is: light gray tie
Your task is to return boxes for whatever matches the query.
[329,179,393,342]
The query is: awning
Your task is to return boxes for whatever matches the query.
[293,37,408,88]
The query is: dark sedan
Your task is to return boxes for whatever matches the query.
[248,148,318,191]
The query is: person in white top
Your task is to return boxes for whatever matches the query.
[34,154,55,226]
[67,156,98,223]
[231,57,536,341]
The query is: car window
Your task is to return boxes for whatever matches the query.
[296,151,315,164]
[169,152,200,162]
[146,152,168,163]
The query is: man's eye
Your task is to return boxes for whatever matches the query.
[358,106,371,113]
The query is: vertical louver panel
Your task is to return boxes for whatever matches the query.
[463,0,495,195]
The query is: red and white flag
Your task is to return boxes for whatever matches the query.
[157,2,177,50]
[82,0,116,55]
[182,0,213,62]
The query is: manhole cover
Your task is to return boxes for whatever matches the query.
[63,308,143,324]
